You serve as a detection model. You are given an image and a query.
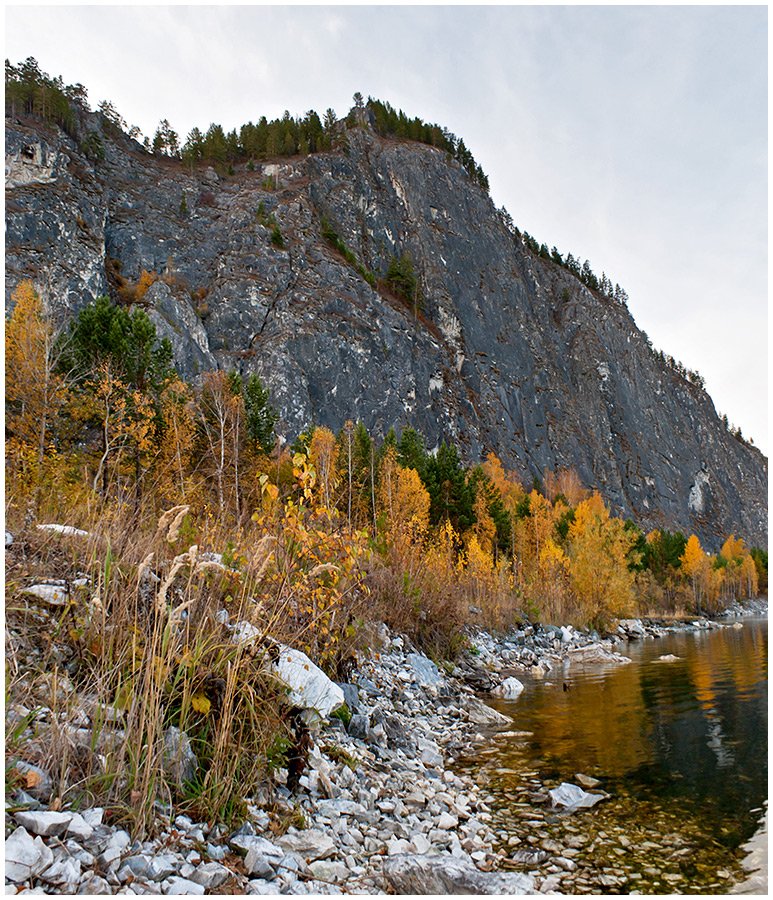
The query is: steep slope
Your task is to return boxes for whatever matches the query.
[5,113,767,548]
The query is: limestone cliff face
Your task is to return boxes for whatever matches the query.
[5,113,767,548]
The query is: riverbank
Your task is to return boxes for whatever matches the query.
[5,602,767,895]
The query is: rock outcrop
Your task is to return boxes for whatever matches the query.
[5,111,767,547]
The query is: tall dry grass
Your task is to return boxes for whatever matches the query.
[5,478,369,836]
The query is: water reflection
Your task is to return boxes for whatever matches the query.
[473,619,767,890]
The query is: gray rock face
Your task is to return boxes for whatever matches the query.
[5,115,766,547]
[383,853,535,894]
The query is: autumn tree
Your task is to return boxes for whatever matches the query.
[567,492,637,626]
[5,280,68,509]
[60,295,174,500]
[680,534,710,614]
[377,447,430,550]
[309,426,339,514]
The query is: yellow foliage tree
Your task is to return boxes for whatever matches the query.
[680,534,710,613]
[471,490,497,555]
[5,280,67,509]
[538,537,571,622]
[567,492,637,626]
[309,426,339,513]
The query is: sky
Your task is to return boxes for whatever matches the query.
[5,3,768,453]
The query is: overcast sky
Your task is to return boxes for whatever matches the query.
[6,3,768,453]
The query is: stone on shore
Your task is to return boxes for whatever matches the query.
[466,698,513,728]
[14,810,74,837]
[549,782,606,811]
[276,829,337,862]
[273,646,345,723]
[407,653,443,686]
[492,677,525,699]
[5,826,56,883]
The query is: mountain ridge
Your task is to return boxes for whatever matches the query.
[4,102,767,549]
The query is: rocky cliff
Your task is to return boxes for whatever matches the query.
[5,111,767,548]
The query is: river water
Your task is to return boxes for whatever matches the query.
[461,618,768,894]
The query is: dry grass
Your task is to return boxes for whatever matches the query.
[5,492,369,836]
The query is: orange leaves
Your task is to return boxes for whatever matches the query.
[567,492,637,625]
[378,447,430,551]
[309,427,338,511]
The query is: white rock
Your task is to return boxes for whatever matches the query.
[272,646,345,723]
[5,531,13,547]
[80,808,104,828]
[654,654,681,663]
[244,849,276,879]
[22,583,69,606]
[231,834,284,857]
[466,698,513,727]
[437,812,459,830]
[277,829,336,862]
[65,812,94,840]
[188,861,230,889]
[77,874,113,894]
[14,810,73,837]
[5,827,55,882]
[411,833,432,854]
[308,860,350,882]
[40,856,81,886]
[492,677,525,700]
[406,653,443,686]
[162,876,206,895]
[548,782,605,811]
[37,524,90,537]
[387,838,413,856]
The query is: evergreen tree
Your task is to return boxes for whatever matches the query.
[242,373,278,454]
[424,441,475,530]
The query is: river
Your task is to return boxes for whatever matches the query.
[459,618,768,894]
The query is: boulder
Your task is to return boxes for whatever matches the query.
[492,677,524,700]
[272,646,345,723]
[548,782,605,811]
[466,698,513,728]
[5,826,55,882]
[383,854,535,894]
[406,653,443,686]
[14,810,74,837]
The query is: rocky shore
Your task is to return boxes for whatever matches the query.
[5,603,767,895]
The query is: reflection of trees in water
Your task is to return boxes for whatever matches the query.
[497,623,766,816]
